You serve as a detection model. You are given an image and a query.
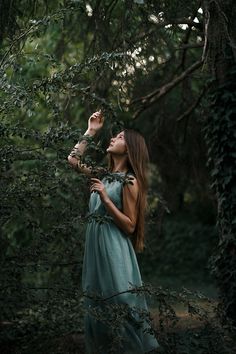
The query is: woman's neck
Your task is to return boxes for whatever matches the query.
[111,157,128,173]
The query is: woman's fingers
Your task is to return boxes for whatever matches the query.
[90,178,101,183]
[90,183,100,192]
[90,114,97,120]
[90,183,95,192]
[92,111,103,119]
[90,181,100,187]
[90,112,99,119]
[90,179,104,193]
[89,111,104,126]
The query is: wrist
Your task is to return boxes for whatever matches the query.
[85,128,96,136]
[101,195,111,205]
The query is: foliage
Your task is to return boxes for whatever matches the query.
[1,283,235,353]
[81,284,235,354]
[139,214,218,288]
[202,70,236,325]
[1,0,234,353]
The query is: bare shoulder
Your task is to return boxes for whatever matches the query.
[123,175,139,201]
[125,173,138,186]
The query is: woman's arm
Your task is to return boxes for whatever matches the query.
[90,177,139,235]
[67,111,104,175]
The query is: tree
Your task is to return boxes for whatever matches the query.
[202,0,236,325]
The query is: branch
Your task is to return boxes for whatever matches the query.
[150,18,202,30]
[0,7,73,68]
[83,284,153,302]
[176,1,202,71]
[0,24,36,68]
[176,83,209,121]
[131,59,204,119]
[176,42,204,50]
[110,16,203,54]
[6,261,81,268]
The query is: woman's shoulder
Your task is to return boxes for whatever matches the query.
[126,170,136,178]
[124,171,138,188]
[126,170,136,180]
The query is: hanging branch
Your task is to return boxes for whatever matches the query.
[175,1,202,72]
[176,83,210,121]
[131,59,204,119]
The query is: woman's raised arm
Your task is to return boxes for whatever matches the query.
[67,111,104,175]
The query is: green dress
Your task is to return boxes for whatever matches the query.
[82,172,160,354]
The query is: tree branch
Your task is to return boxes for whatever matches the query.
[150,18,202,30]
[176,42,204,50]
[131,59,204,119]
[176,2,202,71]
[176,83,209,122]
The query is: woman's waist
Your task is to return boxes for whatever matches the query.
[86,210,113,224]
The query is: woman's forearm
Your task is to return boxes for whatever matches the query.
[68,111,103,171]
[102,196,135,235]
[67,128,96,169]
[68,128,96,158]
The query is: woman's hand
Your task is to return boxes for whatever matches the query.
[90,178,109,203]
[88,110,104,133]
[90,177,139,235]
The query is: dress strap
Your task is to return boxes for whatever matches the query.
[126,170,136,178]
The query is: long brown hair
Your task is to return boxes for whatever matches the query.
[108,129,150,253]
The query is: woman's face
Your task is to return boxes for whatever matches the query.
[106,131,127,155]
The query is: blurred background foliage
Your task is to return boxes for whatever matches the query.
[1,0,235,353]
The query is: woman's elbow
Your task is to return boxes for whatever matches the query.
[126,221,136,235]
[67,155,73,163]
[67,155,78,168]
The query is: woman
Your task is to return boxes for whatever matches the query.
[68,111,160,354]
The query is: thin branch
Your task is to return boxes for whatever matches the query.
[131,59,204,119]
[0,7,72,68]
[176,84,209,121]
[176,42,204,50]
[118,18,202,51]
[83,285,152,302]
[0,24,36,68]
[202,3,210,63]
[5,261,81,268]
[150,18,202,30]
[176,2,202,71]
[0,285,82,293]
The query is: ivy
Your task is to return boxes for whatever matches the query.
[202,69,236,326]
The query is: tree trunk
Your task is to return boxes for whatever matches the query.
[203,0,236,326]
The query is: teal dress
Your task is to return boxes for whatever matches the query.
[82,172,160,354]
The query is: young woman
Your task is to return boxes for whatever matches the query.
[68,111,160,354]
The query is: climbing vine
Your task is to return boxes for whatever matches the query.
[202,69,236,326]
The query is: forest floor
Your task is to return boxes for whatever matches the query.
[2,298,236,353]
[39,299,224,353]
[55,299,236,354]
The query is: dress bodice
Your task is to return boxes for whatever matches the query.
[88,172,135,218]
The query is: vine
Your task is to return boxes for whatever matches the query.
[202,69,236,327]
